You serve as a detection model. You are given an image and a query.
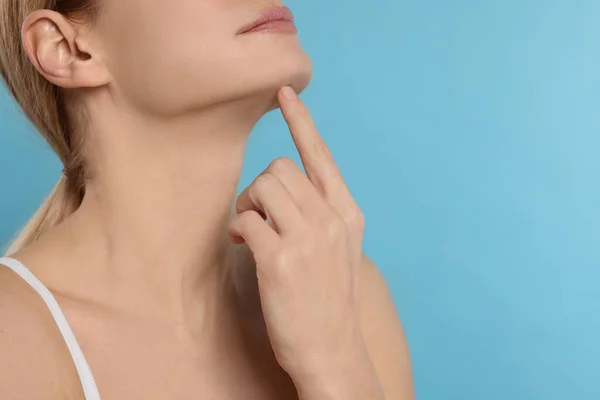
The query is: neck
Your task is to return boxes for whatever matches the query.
[55,91,276,329]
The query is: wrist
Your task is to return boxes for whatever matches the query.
[290,343,385,400]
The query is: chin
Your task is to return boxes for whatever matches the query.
[273,41,313,93]
[265,52,314,111]
[222,47,312,114]
[237,33,313,102]
[148,45,314,116]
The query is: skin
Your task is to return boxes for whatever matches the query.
[0,1,414,399]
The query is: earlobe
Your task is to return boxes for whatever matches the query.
[21,9,110,89]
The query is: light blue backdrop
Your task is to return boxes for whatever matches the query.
[1,1,599,399]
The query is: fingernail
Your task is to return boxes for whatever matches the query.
[281,86,297,99]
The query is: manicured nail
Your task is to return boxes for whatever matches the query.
[281,86,297,99]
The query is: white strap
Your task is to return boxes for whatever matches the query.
[0,256,101,400]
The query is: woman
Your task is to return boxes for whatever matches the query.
[0,1,414,399]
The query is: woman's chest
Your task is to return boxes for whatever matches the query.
[90,361,299,400]
[67,311,298,400]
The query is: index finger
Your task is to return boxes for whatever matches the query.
[277,86,347,197]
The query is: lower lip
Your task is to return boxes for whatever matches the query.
[242,20,297,34]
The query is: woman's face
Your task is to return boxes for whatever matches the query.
[93,0,313,115]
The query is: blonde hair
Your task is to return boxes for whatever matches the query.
[0,0,97,255]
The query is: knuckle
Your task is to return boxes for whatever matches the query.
[268,157,294,173]
[314,141,333,160]
[253,172,275,189]
[324,214,347,239]
[237,210,258,227]
[345,205,365,230]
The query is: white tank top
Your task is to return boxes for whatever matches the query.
[0,256,102,400]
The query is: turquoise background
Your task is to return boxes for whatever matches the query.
[2,0,599,399]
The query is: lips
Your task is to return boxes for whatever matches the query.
[237,6,296,34]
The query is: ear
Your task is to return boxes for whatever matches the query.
[21,9,110,89]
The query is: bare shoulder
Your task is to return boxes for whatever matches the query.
[359,253,415,400]
[0,264,84,400]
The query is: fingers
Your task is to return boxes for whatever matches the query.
[230,86,366,254]
[277,87,346,196]
[235,170,304,235]
[227,210,280,255]
[277,86,362,227]
[265,157,331,217]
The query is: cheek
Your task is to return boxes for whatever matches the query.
[101,3,313,115]
[111,35,313,116]
[105,20,228,114]
[170,34,314,106]
[131,35,232,113]
[98,0,228,113]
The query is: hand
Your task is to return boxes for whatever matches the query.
[226,86,369,383]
